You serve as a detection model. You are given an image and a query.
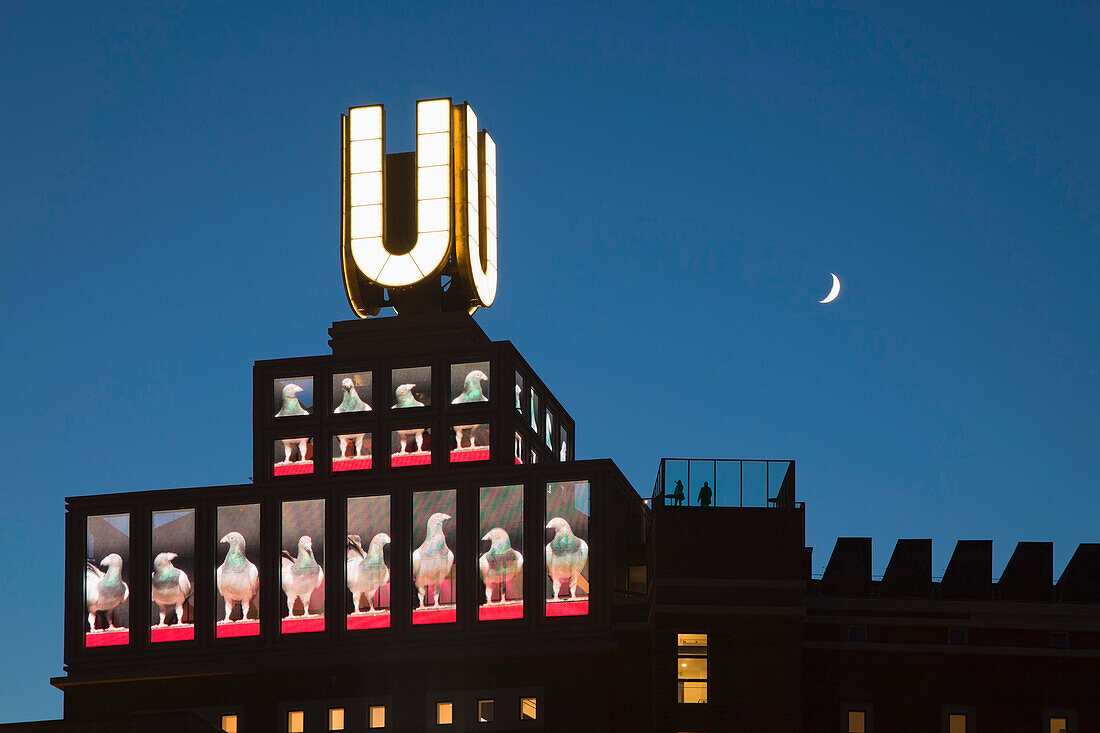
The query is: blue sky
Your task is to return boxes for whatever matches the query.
[2,1,1098,722]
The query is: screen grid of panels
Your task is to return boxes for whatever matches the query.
[346,495,391,630]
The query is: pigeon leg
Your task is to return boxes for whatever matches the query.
[241,599,251,621]
[354,434,364,458]
[551,579,562,601]
[415,430,424,452]
[338,436,349,459]
[223,601,233,622]
[107,611,117,631]
[297,439,309,462]
[500,583,506,603]
[287,596,295,617]
[454,427,463,448]
[88,612,96,632]
[485,584,493,605]
[399,434,408,453]
[417,586,425,609]
[158,608,166,627]
[433,584,440,607]
[569,580,578,600]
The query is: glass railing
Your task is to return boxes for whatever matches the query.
[651,458,796,509]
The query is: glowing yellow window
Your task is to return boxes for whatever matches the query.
[677,633,708,704]
[477,699,494,723]
[436,702,453,725]
[949,714,967,733]
[848,710,866,733]
[519,697,537,720]
[220,715,238,733]
[1050,717,1068,733]
[328,707,345,730]
[288,710,305,733]
[368,705,386,728]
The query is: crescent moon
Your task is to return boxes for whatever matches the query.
[819,273,841,304]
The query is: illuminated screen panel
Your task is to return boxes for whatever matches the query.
[216,504,260,638]
[391,366,431,409]
[281,499,325,634]
[391,427,431,467]
[546,481,591,616]
[85,513,130,647]
[274,376,313,417]
[530,390,539,432]
[346,496,391,630]
[411,489,456,624]
[333,371,372,413]
[545,409,554,452]
[514,431,524,465]
[479,485,523,621]
[514,372,524,415]
[274,437,314,476]
[150,509,195,643]
[450,422,489,463]
[333,433,372,472]
[560,425,571,462]
[450,361,490,405]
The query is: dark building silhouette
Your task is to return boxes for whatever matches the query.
[3,313,1098,733]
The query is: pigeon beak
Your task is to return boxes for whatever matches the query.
[168,552,178,561]
[481,532,491,542]
[219,535,229,544]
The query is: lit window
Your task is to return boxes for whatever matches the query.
[848,710,866,733]
[628,565,647,593]
[436,702,453,725]
[949,713,967,733]
[1049,717,1069,733]
[288,710,305,733]
[948,628,967,645]
[329,707,345,731]
[677,633,708,704]
[847,626,867,643]
[220,714,238,733]
[477,699,494,723]
[519,697,537,720]
[368,705,386,728]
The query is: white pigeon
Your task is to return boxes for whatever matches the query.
[151,552,192,627]
[412,513,454,608]
[282,535,324,617]
[346,533,391,613]
[216,532,259,623]
[86,553,129,632]
[545,517,589,601]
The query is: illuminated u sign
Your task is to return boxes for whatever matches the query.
[341,99,497,317]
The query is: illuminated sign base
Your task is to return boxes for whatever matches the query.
[347,613,390,631]
[282,616,325,634]
[333,458,373,472]
[450,447,490,463]
[478,601,523,622]
[546,600,588,617]
[392,451,431,467]
[412,606,456,625]
[151,625,194,643]
[85,629,128,647]
[216,620,259,638]
[275,461,314,477]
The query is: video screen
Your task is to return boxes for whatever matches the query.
[274,437,314,476]
[216,504,260,638]
[391,366,431,409]
[530,390,539,433]
[450,423,489,463]
[150,509,194,643]
[514,372,524,415]
[333,371,372,413]
[546,481,590,616]
[332,433,372,472]
[346,496,391,630]
[560,425,570,462]
[412,489,456,625]
[391,428,431,467]
[545,409,554,451]
[451,361,490,405]
[85,513,130,647]
[479,485,524,621]
[514,431,523,465]
[281,499,325,634]
[274,376,313,417]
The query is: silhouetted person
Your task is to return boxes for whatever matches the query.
[697,481,712,507]
[671,480,685,506]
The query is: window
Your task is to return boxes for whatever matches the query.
[848,710,866,733]
[329,707,345,730]
[477,699,494,723]
[451,361,490,404]
[220,715,238,733]
[519,697,537,720]
[948,628,967,645]
[1050,632,1069,649]
[84,513,131,647]
[1049,717,1069,733]
[677,633,708,704]
[436,702,453,725]
[274,376,313,417]
[391,366,431,409]
[949,713,967,733]
[288,710,305,733]
[368,705,386,728]
[628,565,647,594]
[847,626,867,643]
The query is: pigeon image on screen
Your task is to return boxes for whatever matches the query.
[85,513,130,641]
[274,377,313,417]
[151,552,191,627]
[347,533,391,613]
[150,509,195,639]
[86,554,129,632]
[413,512,454,608]
[334,375,371,413]
[480,528,523,604]
[451,362,489,404]
[217,531,259,623]
[391,366,431,409]
[545,481,591,612]
[281,499,325,630]
[282,536,324,617]
[478,484,524,619]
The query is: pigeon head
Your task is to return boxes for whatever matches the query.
[396,383,416,398]
[466,370,488,386]
[482,527,509,544]
[153,552,178,568]
[347,533,364,552]
[426,512,451,534]
[282,383,304,398]
[372,532,392,546]
[341,378,354,392]
[100,553,124,569]
[546,517,573,537]
[220,531,246,549]
[298,535,314,553]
